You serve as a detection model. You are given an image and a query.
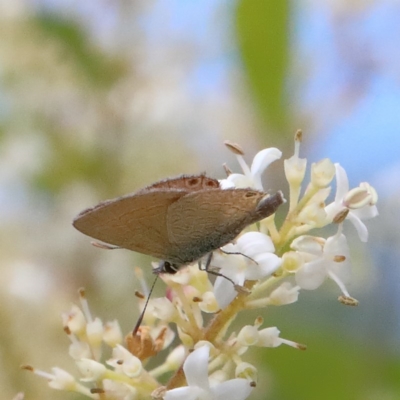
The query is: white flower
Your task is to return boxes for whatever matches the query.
[86,317,104,348]
[237,325,304,351]
[220,147,282,190]
[164,345,253,400]
[103,320,123,347]
[102,379,138,400]
[62,305,86,335]
[46,367,77,390]
[76,358,107,382]
[213,232,282,308]
[284,135,307,187]
[165,345,186,369]
[107,345,142,378]
[235,363,257,382]
[265,282,300,305]
[68,341,91,360]
[325,163,378,242]
[147,297,178,322]
[292,230,352,297]
[310,159,335,188]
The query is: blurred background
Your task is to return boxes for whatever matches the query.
[1,0,399,399]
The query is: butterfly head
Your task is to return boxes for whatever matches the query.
[153,260,181,275]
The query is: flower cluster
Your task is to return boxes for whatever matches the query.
[24,132,378,399]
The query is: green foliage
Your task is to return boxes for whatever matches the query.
[235,0,290,139]
[35,13,125,89]
[255,331,400,400]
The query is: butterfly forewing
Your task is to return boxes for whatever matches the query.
[73,189,186,259]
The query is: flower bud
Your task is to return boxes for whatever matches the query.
[281,252,303,273]
[86,317,104,348]
[267,282,300,305]
[103,320,123,347]
[76,359,107,382]
[62,305,86,335]
[311,159,335,188]
[236,362,258,382]
[237,325,259,346]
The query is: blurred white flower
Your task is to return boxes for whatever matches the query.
[310,159,336,188]
[237,325,302,350]
[76,359,107,382]
[46,368,77,390]
[325,163,378,242]
[266,282,300,306]
[292,230,352,297]
[213,232,282,308]
[103,320,123,347]
[107,345,142,378]
[164,345,253,400]
[220,147,282,190]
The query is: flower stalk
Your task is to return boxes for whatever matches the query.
[25,134,378,399]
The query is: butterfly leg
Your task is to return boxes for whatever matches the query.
[198,253,249,294]
[219,249,258,265]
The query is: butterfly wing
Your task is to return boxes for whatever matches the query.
[166,188,267,264]
[139,174,219,192]
[73,189,187,260]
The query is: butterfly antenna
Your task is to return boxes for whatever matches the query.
[132,275,158,335]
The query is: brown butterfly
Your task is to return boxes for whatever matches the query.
[73,174,284,274]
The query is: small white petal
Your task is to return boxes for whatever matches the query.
[251,148,282,178]
[291,235,324,255]
[211,378,253,399]
[86,318,104,347]
[257,327,282,347]
[76,359,106,382]
[243,253,281,280]
[235,362,258,381]
[324,233,349,256]
[334,164,350,201]
[164,386,206,400]
[63,305,86,334]
[148,297,177,321]
[311,159,335,188]
[68,341,91,360]
[352,205,379,220]
[237,325,259,346]
[183,345,210,390]
[166,345,186,369]
[267,282,300,305]
[47,368,76,390]
[347,213,369,242]
[237,232,275,256]
[103,320,123,347]
[214,276,238,309]
[225,174,255,189]
[295,259,327,290]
